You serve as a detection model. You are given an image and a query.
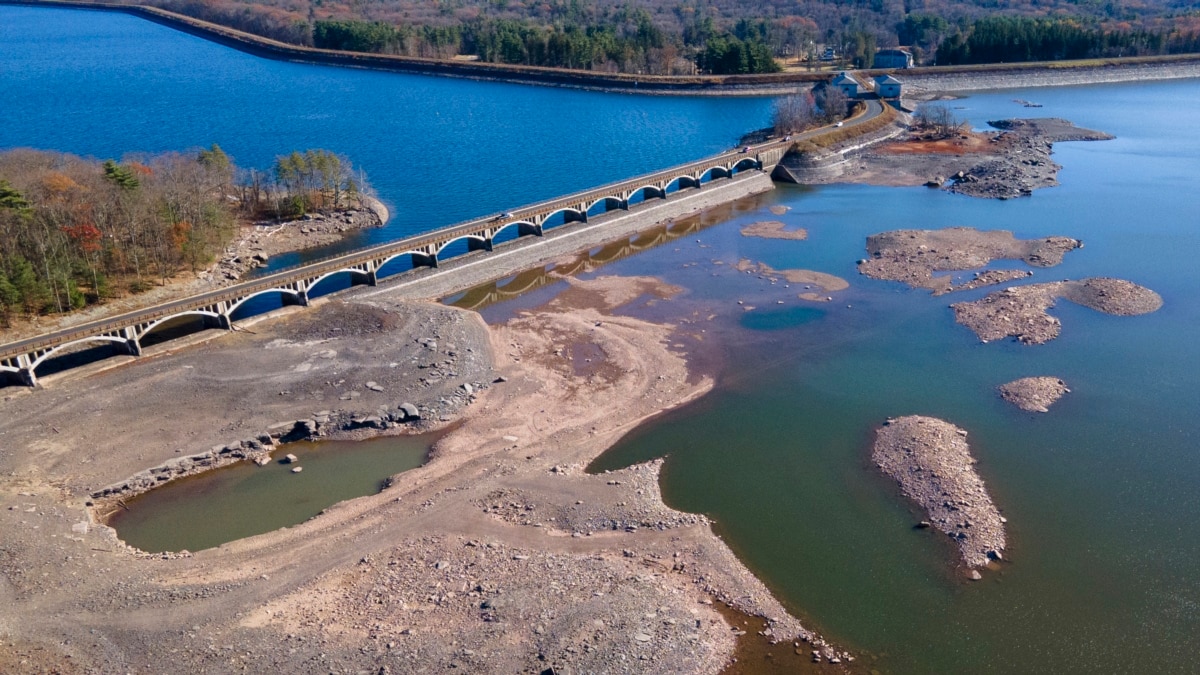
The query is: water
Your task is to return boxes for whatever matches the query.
[108,435,430,553]
[0,4,772,270]
[6,5,1200,672]
[582,80,1200,673]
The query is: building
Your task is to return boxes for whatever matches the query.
[831,72,859,97]
[872,48,914,69]
[874,74,902,98]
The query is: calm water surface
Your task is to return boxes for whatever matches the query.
[586,81,1200,674]
[6,5,1200,673]
[109,435,430,553]
[0,4,771,268]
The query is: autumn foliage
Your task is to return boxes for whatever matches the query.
[0,146,368,325]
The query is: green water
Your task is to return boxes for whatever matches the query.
[109,435,430,553]
[575,81,1200,673]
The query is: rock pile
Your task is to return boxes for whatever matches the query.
[947,118,1113,199]
[873,416,1006,569]
[998,377,1070,413]
[951,277,1162,344]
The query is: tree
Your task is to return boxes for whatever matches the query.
[814,85,850,123]
[772,92,817,134]
[915,104,962,137]
[102,160,140,191]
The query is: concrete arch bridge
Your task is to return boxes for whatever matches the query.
[0,143,790,387]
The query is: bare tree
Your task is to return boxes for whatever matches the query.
[772,92,817,134]
[814,85,850,123]
[915,104,963,138]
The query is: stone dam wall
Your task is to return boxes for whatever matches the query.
[900,61,1200,93]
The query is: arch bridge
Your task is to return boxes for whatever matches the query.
[0,142,789,386]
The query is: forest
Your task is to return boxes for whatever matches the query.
[0,147,364,325]
[138,0,1200,73]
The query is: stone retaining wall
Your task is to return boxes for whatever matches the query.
[901,61,1200,93]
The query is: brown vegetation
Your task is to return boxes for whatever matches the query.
[0,147,369,326]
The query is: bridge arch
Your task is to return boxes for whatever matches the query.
[665,175,701,193]
[307,268,373,293]
[491,220,540,246]
[585,196,624,217]
[29,336,131,373]
[305,268,374,300]
[731,157,760,173]
[699,166,732,183]
[540,207,586,231]
[625,185,667,207]
[225,288,305,320]
[136,310,224,343]
[436,235,489,262]
[376,250,436,280]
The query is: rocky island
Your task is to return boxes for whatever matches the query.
[873,416,1007,571]
[857,227,1081,294]
[952,277,1163,344]
[999,377,1070,412]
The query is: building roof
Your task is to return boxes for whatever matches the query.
[874,75,902,85]
[876,48,912,56]
[832,72,858,85]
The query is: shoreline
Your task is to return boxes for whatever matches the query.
[3,0,1200,96]
[0,230,843,672]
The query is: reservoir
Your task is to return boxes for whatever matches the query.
[4,4,1200,673]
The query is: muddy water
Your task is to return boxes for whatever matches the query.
[463,80,1200,674]
[109,435,431,553]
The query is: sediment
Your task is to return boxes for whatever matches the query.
[0,203,835,672]
[739,220,808,240]
[837,118,1113,199]
[872,415,1006,570]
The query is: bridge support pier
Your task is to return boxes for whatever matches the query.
[121,328,142,356]
[18,368,37,388]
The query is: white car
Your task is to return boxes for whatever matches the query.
[835,121,844,127]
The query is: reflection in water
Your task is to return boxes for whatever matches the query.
[445,198,755,313]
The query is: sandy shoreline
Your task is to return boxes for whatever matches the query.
[0,210,846,672]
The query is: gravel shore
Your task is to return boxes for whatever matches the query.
[0,272,834,672]
[872,416,1006,571]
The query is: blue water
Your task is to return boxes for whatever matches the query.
[0,4,771,269]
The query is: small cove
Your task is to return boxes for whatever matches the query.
[107,434,432,553]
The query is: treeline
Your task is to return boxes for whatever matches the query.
[311,11,782,74]
[143,0,1200,71]
[936,16,1199,65]
[0,147,366,325]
